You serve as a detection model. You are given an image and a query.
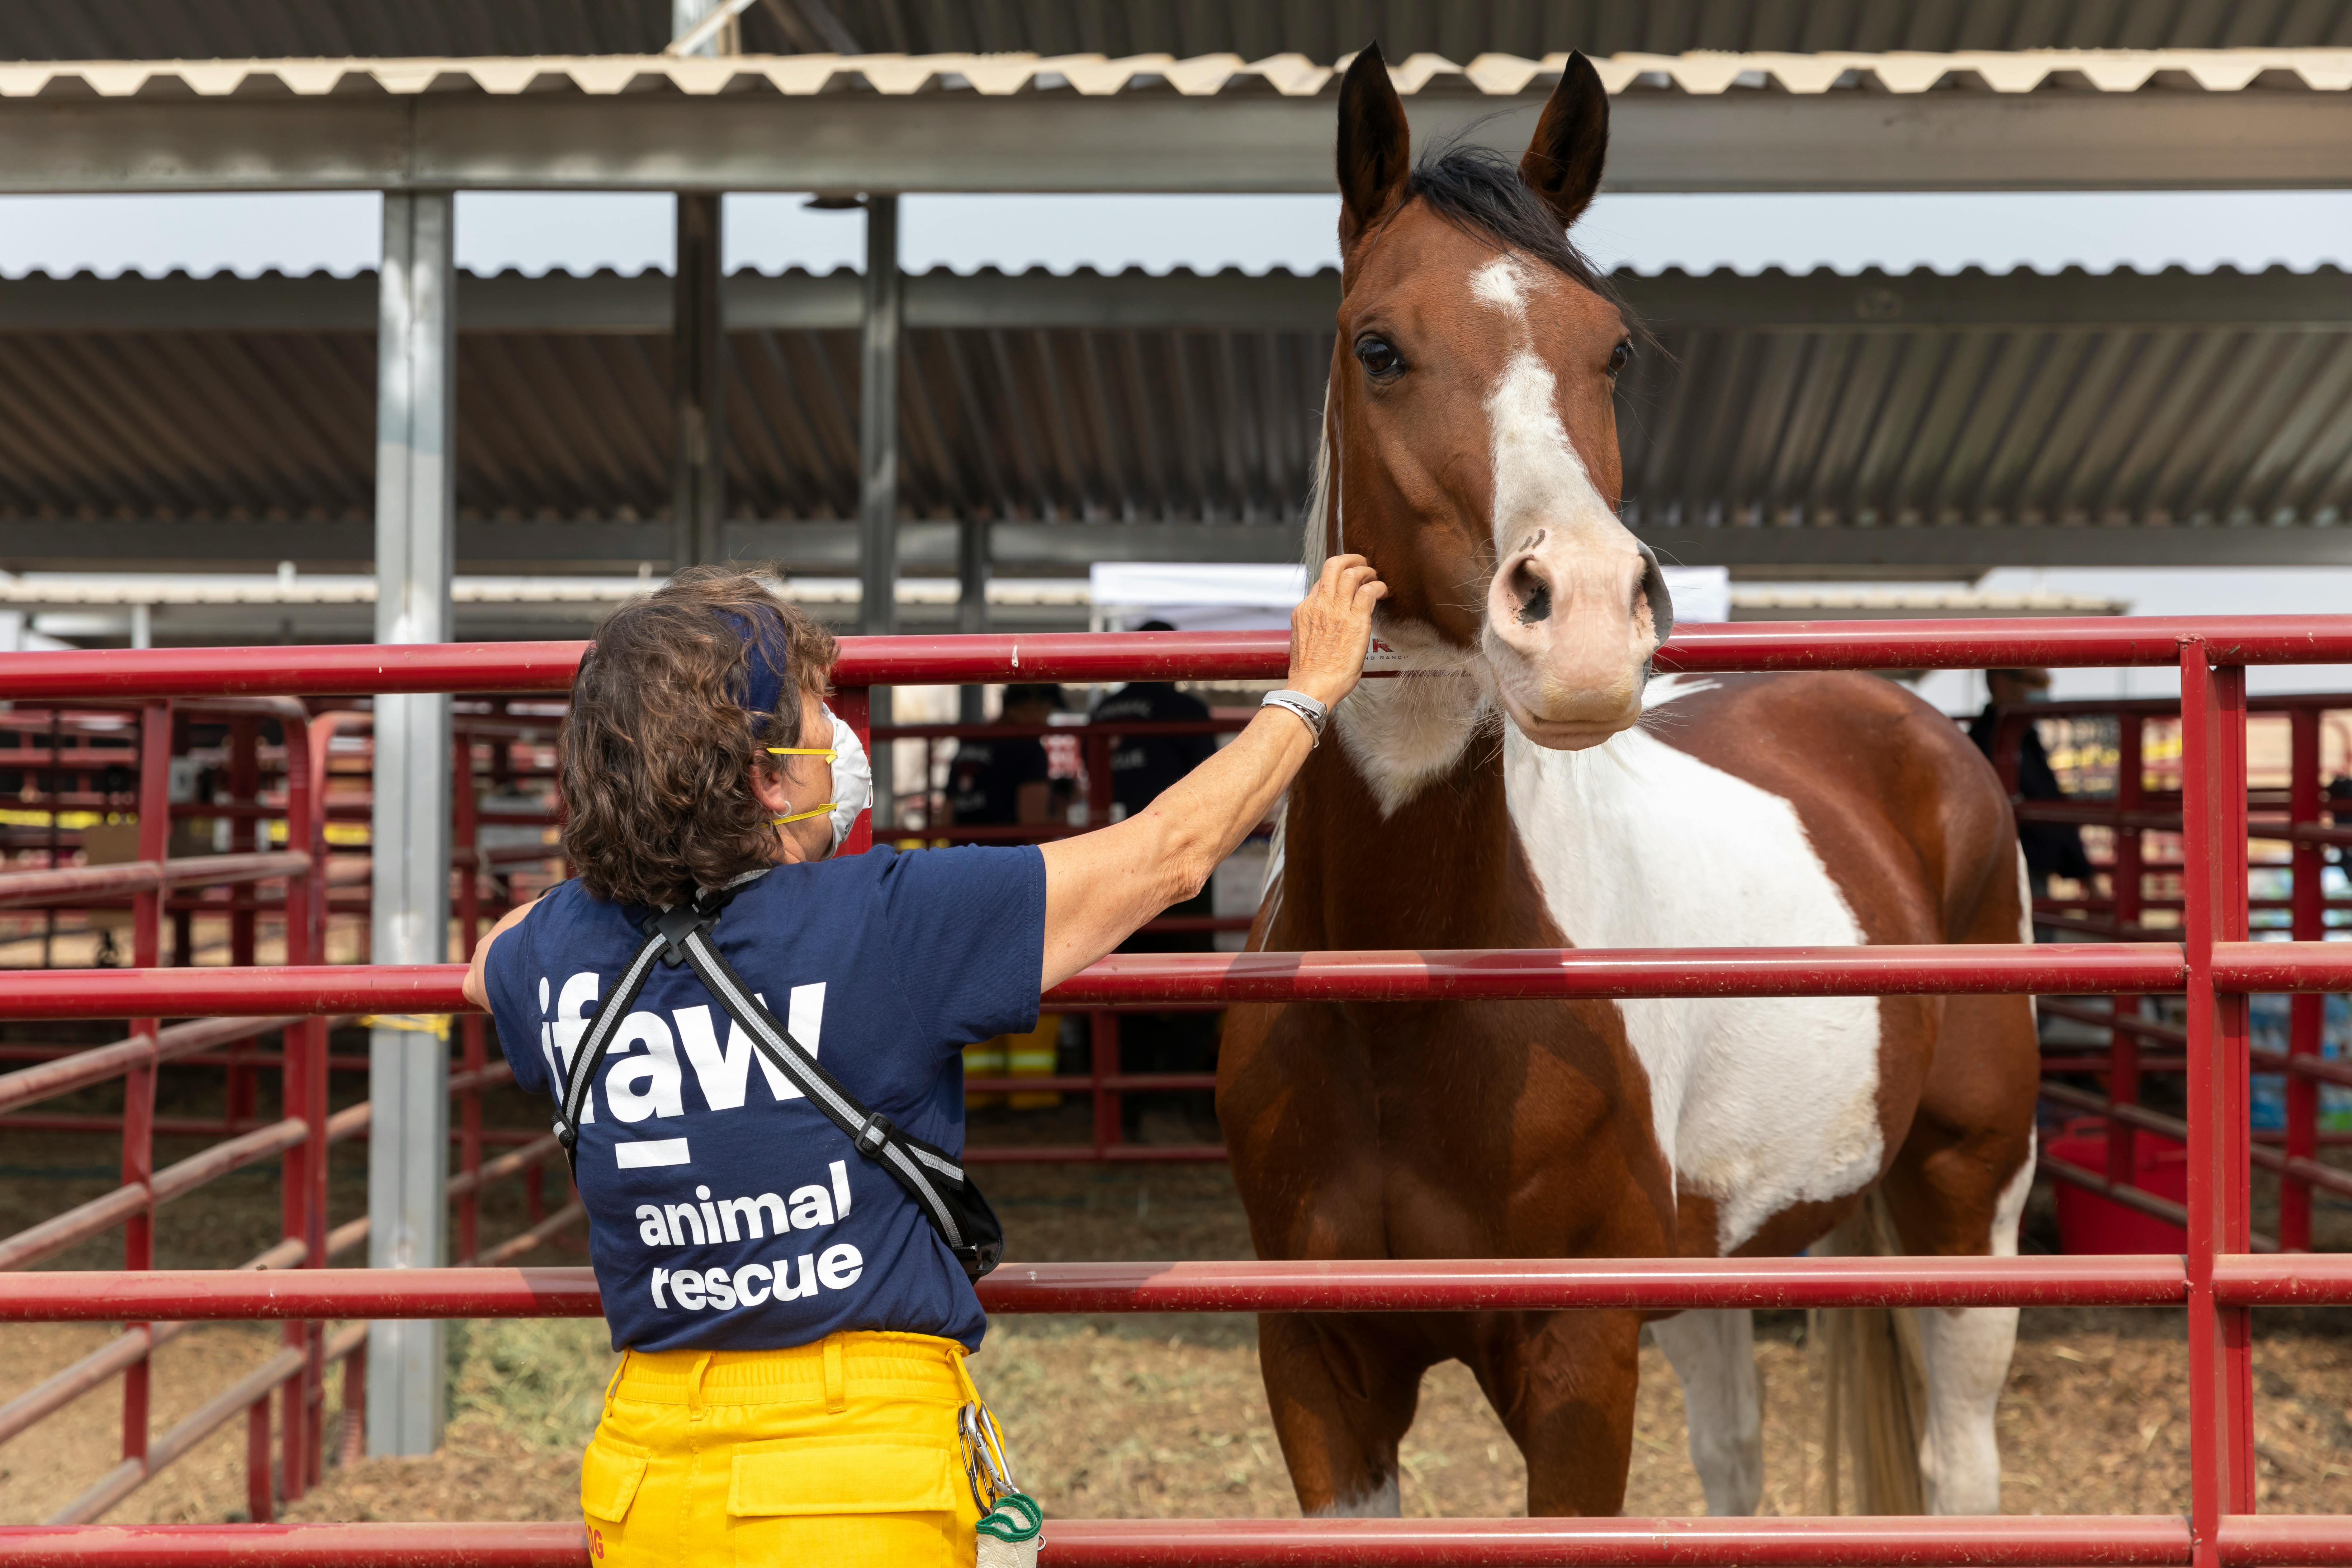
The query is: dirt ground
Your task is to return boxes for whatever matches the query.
[9,1137,2352,1527]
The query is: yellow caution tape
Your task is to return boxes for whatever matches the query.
[360,1014,452,1040]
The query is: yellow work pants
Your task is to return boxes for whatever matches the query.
[579,1331,983,1568]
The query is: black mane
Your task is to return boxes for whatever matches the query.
[1404,142,1637,332]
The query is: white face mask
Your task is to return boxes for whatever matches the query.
[765,706,873,858]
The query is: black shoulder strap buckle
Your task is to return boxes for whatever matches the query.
[648,902,713,967]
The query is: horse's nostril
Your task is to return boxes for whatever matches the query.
[1516,577,1552,626]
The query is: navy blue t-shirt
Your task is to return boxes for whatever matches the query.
[484,846,1045,1354]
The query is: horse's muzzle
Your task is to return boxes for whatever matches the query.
[1480,533,1655,749]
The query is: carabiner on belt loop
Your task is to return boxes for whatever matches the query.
[958,1401,1016,1510]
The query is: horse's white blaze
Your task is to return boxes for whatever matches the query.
[1501,719,1885,1253]
[1471,257,1621,559]
[1485,347,1619,556]
[1471,254,1529,316]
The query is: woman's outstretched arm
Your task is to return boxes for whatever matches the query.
[1035,555,1386,991]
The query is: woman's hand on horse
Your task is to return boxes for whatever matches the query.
[1288,554,1388,709]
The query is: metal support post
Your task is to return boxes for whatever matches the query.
[367,189,457,1459]
[958,515,988,725]
[860,194,901,827]
[283,719,325,1498]
[1084,729,1120,1155]
[1090,1013,1120,1160]
[245,1396,273,1523]
[670,0,739,55]
[671,191,725,568]
[2106,714,2144,1188]
[227,720,259,967]
[2181,644,2253,1568]
[2283,704,2323,1250]
[453,735,483,1264]
[121,701,170,1474]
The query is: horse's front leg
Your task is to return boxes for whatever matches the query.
[1465,1308,1645,1516]
[1258,1312,1430,1516]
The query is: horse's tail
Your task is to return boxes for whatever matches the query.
[1811,1190,1929,1515]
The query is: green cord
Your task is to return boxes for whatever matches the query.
[975,1491,1044,1544]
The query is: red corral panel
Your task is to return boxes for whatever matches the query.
[0,621,2339,1562]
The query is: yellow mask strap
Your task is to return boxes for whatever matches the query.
[765,745,838,762]
[773,802,836,826]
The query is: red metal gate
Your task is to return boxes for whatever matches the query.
[1,616,2349,1566]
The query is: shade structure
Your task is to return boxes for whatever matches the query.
[0,263,2345,576]
[8,1,2352,61]
[0,50,2348,196]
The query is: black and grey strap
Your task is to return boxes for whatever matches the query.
[667,924,971,1254]
[550,923,670,1164]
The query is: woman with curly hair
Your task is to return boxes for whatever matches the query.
[460,557,1384,1567]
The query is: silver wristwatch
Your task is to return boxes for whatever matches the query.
[1260,688,1329,744]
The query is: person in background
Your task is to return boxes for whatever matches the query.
[942,684,1065,830]
[1092,624,1225,1143]
[1093,624,1220,824]
[1969,666,2097,899]
[942,684,1069,1111]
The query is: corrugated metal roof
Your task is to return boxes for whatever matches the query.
[1617,280,2352,534]
[763,2,2352,59]
[7,1,2350,65]
[0,265,2344,568]
[0,317,1330,531]
[3,48,2349,100]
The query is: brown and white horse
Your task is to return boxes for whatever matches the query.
[1218,47,2041,1519]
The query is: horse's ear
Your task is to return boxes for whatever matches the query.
[1336,43,1411,252]
[1519,51,1609,229]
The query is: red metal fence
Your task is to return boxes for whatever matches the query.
[0,700,582,1523]
[1982,693,2352,1254]
[0,619,2348,1565]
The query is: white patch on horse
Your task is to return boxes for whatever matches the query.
[1471,259,1619,561]
[1309,1474,1401,1518]
[1502,725,1885,1251]
[1471,254,1531,318]
[1333,618,1492,817]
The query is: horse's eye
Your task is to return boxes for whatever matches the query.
[1608,340,1634,376]
[1354,334,1404,381]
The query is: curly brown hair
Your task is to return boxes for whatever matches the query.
[559,566,838,908]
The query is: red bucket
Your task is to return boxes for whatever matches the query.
[2045,1119,2188,1253]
